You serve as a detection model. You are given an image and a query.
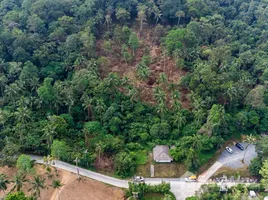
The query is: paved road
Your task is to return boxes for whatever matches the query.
[30,155,203,199]
[30,151,255,200]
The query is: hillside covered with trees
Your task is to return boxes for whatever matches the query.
[0,0,268,178]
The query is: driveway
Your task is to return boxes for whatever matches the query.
[218,142,257,169]
[198,142,257,182]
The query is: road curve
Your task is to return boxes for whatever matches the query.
[30,155,202,199]
[30,155,246,200]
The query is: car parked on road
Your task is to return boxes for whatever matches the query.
[235,143,244,150]
[226,146,233,154]
[132,176,144,182]
[185,175,197,182]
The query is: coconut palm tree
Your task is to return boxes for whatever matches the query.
[137,4,147,33]
[105,14,112,32]
[95,142,105,164]
[153,6,162,24]
[51,180,64,200]
[175,10,185,25]
[0,174,9,195]
[0,73,7,96]
[43,124,57,150]
[11,173,27,192]
[29,175,47,199]
[242,134,256,163]
[14,106,31,125]
[173,111,186,130]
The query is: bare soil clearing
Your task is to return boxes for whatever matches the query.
[0,165,125,200]
[97,26,190,108]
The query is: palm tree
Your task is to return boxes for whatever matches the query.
[95,142,104,164]
[242,134,256,163]
[0,174,9,195]
[94,99,106,120]
[175,11,185,25]
[4,83,21,105]
[0,74,7,96]
[153,86,166,103]
[43,124,57,150]
[171,100,182,113]
[173,111,186,130]
[11,173,27,192]
[29,175,47,199]
[153,6,162,24]
[14,106,31,125]
[105,14,112,32]
[81,94,93,120]
[137,4,147,33]
[51,180,64,200]
[0,109,8,129]
[191,134,203,150]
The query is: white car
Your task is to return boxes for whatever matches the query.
[226,146,233,154]
[133,176,144,182]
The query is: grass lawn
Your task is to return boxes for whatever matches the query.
[136,153,187,177]
[144,193,164,200]
[136,150,148,165]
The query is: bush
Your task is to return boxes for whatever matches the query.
[249,157,262,177]
[127,182,171,199]
[6,191,29,200]
[247,183,265,192]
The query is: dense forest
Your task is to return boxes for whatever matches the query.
[0,0,268,178]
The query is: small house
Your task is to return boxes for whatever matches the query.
[153,145,173,163]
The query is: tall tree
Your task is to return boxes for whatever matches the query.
[51,180,64,200]
[175,10,185,25]
[259,160,268,188]
[242,134,256,163]
[11,173,27,192]
[128,32,139,55]
[137,4,147,33]
[29,176,46,199]
[0,174,9,195]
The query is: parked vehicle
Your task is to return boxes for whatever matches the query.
[225,146,233,154]
[133,176,144,182]
[235,143,244,150]
[185,175,197,182]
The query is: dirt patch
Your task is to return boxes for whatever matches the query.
[94,154,114,172]
[0,164,61,200]
[59,174,125,200]
[0,165,125,200]
[212,165,252,179]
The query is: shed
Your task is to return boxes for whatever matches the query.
[153,145,173,163]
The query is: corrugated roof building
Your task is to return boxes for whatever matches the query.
[153,145,173,163]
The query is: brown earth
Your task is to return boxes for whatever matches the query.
[96,26,190,109]
[0,165,125,200]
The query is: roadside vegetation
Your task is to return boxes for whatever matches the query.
[0,0,267,196]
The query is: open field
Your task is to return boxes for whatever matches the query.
[0,165,125,200]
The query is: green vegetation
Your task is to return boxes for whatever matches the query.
[0,0,267,181]
[135,150,148,165]
[127,182,171,200]
[187,183,266,200]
